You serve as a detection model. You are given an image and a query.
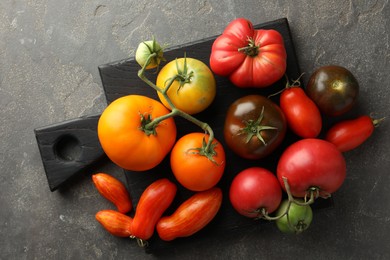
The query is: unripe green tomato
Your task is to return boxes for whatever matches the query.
[275,199,313,234]
[135,40,164,69]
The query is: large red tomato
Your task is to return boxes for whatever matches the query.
[210,18,287,88]
[97,95,177,171]
[277,139,346,198]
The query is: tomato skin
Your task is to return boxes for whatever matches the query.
[97,95,177,171]
[156,187,222,241]
[277,139,346,198]
[224,95,287,159]
[210,18,287,88]
[92,173,132,214]
[229,167,282,218]
[306,65,359,116]
[156,57,216,115]
[131,179,177,240]
[326,115,376,152]
[275,200,313,234]
[95,210,133,237]
[170,133,226,192]
[280,87,322,138]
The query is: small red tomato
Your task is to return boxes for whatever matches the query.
[95,210,133,237]
[131,179,177,241]
[280,87,322,138]
[156,187,222,241]
[277,139,346,198]
[229,167,282,218]
[92,173,132,214]
[325,115,384,152]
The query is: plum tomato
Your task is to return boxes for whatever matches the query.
[229,167,282,218]
[156,57,216,115]
[170,133,225,192]
[275,199,313,234]
[277,138,346,198]
[306,65,359,117]
[280,86,322,138]
[325,115,384,152]
[224,95,287,160]
[157,187,222,241]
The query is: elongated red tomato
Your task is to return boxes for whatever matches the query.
[280,87,322,138]
[131,179,177,241]
[325,115,383,152]
[92,173,132,213]
[95,210,133,237]
[156,187,222,241]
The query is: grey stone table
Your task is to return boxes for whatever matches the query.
[1,1,389,259]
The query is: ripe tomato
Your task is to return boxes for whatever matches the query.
[92,173,132,214]
[156,187,222,241]
[306,65,359,117]
[275,200,313,234]
[131,179,177,241]
[280,87,322,138]
[97,95,177,171]
[277,139,346,198]
[229,167,282,218]
[326,115,383,152]
[95,210,133,237]
[210,18,287,88]
[224,95,287,160]
[156,57,216,115]
[170,133,225,192]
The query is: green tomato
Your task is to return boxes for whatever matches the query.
[275,199,313,234]
[135,39,164,69]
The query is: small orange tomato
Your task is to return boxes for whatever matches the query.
[157,187,222,241]
[97,95,177,171]
[170,133,225,191]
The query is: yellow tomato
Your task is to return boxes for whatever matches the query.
[156,57,216,115]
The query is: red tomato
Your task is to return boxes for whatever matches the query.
[131,179,177,241]
[210,18,287,88]
[229,167,282,218]
[92,173,132,214]
[277,139,346,198]
[170,133,226,192]
[326,115,383,152]
[95,210,133,237]
[280,87,322,138]
[98,95,177,171]
[156,187,222,241]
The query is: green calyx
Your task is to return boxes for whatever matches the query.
[187,137,220,165]
[166,54,194,93]
[241,106,277,145]
[139,113,157,136]
[238,37,259,57]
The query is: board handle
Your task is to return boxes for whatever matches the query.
[34,114,105,191]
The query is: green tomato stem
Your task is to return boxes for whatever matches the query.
[137,52,215,153]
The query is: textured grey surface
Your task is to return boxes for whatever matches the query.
[1,0,389,259]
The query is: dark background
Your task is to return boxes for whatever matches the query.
[1,1,389,259]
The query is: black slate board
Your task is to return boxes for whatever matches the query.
[98,18,333,253]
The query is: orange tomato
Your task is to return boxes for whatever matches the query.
[97,95,177,171]
[170,133,225,191]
